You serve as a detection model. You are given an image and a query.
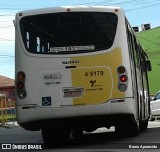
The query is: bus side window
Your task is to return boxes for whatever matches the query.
[130,34,139,69]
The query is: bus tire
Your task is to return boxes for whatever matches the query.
[126,121,139,137]
[70,129,83,139]
[115,117,139,138]
[41,126,70,146]
[115,123,126,138]
[139,120,148,131]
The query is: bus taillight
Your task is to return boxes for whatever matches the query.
[119,84,127,92]
[18,71,25,80]
[17,82,24,89]
[117,66,125,74]
[120,75,127,82]
[117,66,128,92]
[17,71,26,99]
[18,90,27,99]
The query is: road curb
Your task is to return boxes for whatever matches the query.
[0,122,19,129]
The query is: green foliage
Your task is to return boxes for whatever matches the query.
[137,27,160,94]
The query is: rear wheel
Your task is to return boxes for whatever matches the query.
[139,119,148,131]
[115,116,139,138]
[41,125,70,146]
[126,121,139,137]
[70,129,83,139]
[115,123,126,138]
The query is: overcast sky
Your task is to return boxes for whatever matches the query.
[1,0,160,79]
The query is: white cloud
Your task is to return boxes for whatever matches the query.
[0,15,15,79]
[0,15,15,42]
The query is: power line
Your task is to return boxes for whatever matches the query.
[0,59,14,63]
[0,13,15,16]
[76,0,160,12]
[0,38,14,42]
[0,26,14,28]
[0,0,160,42]
[0,54,15,57]
[126,2,160,11]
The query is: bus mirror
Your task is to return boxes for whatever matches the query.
[141,61,145,72]
[146,60,152,71]
[141,60,152,72]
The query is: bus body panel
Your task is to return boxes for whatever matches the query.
[15,6,134,120]
[23,48,125,108]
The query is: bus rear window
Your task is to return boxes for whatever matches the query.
[20,12,118,54]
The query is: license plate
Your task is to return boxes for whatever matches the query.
[62,87,83,98]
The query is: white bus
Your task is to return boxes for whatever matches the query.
[15,6,152,145]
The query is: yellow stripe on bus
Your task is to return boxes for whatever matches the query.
[71,48,125,105]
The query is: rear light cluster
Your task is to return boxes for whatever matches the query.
[117,66,128,92]
[16,71,26,99]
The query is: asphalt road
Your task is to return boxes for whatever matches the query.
[1,121,160,151]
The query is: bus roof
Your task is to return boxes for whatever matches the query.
[16,5,122,17]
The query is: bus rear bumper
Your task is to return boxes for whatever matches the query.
[16,98,137,131]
